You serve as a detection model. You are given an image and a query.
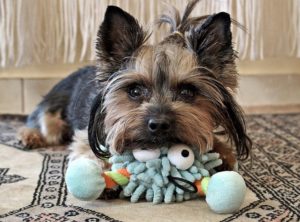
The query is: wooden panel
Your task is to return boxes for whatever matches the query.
[0,79,22,114]
[237,74,300,107]
[24,79,61,114]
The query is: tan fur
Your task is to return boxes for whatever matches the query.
[18,127,47,148]
[172,101,214,152]
[68,129,107,168]
[159,44,199,83]
[213,137,237,171]
[39,111,68,145]
[104,100,147,153]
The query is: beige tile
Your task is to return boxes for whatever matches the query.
[0,79,22,114]
[24,79,62,114]
[237,74,300,107]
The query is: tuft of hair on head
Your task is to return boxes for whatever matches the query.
[157,0,208,34]
[157,0,245,36]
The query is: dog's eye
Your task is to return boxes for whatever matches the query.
[167,144,195,170]
[178,84,197,101]
[128,85,143,99]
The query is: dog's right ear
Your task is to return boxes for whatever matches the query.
[96,6,146,76]
[88,93,111,160]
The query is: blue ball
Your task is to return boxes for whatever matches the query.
[206,171,246,214]
[65,158,106,201]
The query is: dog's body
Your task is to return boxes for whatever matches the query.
[20,1,251,172]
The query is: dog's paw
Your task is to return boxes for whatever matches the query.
[216,157,237,171]
[18,127,47,149]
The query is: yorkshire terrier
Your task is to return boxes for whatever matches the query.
[19,0,251,172]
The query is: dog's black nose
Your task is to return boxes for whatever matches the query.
[148,118,171,133]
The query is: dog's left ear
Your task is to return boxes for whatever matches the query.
[188,12,236,88]
[189,12,232,61]
[96,6,146,76]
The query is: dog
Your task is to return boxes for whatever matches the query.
[19,0,251,173]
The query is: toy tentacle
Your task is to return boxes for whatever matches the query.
[175,186,184,194]
[161,157,171,176]
[193,160,205,169]
[152,184,163,204]
[183,192,191,200]
[189,165,198,174]
[124,181,138,196]
[111,163,126,171]
[154,174,164,187]
[193,173,202,180]
[201,153,220,163]
[179,170,195,182]
[109,154,134,164]
[127,162,139,173]
[146,188,154,202]
[146,159,162,169]
[162,174,169,185]
[164,183,175,203]
[131,185,146,202]
[199,168,209,176]
[170,166,182,178]
[204,159,223,170]
[137,172,151,184]
[176,194,184,202]
[146,168,156,177]
[134,163,146,174]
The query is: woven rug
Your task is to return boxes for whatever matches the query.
[0,114,299,222]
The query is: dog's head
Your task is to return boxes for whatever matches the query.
[88,1,251,160]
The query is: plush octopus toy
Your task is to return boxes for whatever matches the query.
[66,144,246,214]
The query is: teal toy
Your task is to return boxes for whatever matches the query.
[66,144,246,214]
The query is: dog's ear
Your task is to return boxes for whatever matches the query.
[188,12,237,88]
[188,12,232,60]
[88,93,110,160]
[96,6,145,75]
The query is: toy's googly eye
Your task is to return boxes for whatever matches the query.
[167,144,195,170]
[133,149,160,162]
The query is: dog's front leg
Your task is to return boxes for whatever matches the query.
[68,129,106,166]
[212,137,238,171]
